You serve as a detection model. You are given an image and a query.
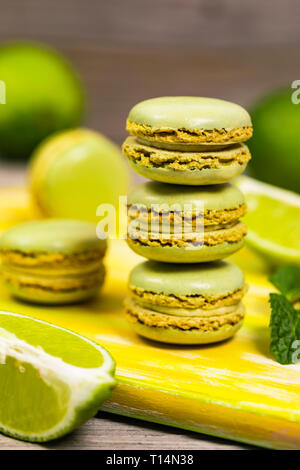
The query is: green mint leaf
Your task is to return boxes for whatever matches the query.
[269,265,300,303]
[269,293,300,364]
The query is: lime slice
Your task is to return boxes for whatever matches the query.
[0,311,116,442]
[236,176,300,266]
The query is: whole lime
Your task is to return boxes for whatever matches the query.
[0,42,84,160]
[29,128,130,223]
[248,88,300,193]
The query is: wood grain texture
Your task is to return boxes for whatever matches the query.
[0,1,298,149]
[0,164,26,186]
[0,412,252,450]
[1,42,298,170]
[0,0,299,48]
[65,44,299,146]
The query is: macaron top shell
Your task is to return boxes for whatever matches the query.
[129,260,245,297]
[128,97,252,131]
[0,219,106,254]
[128,181,245,212]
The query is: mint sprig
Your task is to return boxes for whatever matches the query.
[270,265,300,303]
[269,265,300,364]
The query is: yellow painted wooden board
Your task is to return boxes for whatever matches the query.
[0,188,300,449]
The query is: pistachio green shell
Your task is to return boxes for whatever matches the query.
[128,159,248,186]
[128,181,245,212]
[127,238,245,263]
[129,260,244,297]
[0,219,106,254]
[131,319,244,345]
[137,138,228,151]
[128,97,251,130]
[3,282,101,305]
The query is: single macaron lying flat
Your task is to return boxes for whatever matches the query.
[0,219,107,304]
[123,137,251,186]
[125,260,246,344]
[126,96,252,152]
[127,181,247,263]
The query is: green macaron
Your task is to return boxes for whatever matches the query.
[127,181,247,263]
[125,260,246,344]
[126,96,252,151]
[0,219,107,304]
[123,136,251,186]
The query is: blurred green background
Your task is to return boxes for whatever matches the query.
[0,0,299,191]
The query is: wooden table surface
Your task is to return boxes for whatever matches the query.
[0,411,252,450]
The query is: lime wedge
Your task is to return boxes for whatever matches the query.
[0,311,116,442]
[236,176,300,266]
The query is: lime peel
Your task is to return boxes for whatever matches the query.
[237,176,300,208]
[236,176,300,266]
[0,311,116,442]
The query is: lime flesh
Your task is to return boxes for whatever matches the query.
[236,176,300,266]
[0,311,116,442]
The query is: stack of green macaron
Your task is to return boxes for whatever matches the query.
[123,97,252,345]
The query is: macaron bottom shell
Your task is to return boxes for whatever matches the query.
[128,319,244,344]
[3,281,103,305]
[125,298,245,345]
[1,262,106,305]
[128,159,248,186]
[127,238,245,263]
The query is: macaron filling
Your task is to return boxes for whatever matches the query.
[130,284,246,310]
[0,249,105,268]
[123,137,251,171]
[2,265,105,292]
[127,202,247,249]
[125,297,245,332]
[128,203,247,226]
[128,221,246,248]
[126,121,253,149]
